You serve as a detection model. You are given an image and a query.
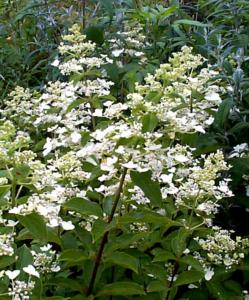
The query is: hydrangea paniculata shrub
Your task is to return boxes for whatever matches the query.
[0,24,248,300]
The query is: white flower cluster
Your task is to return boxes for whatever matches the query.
[0,232,15,256]
[52,151,90,182]
[31,244,60,273]
[0,86,37,125]
[8,279,35,300]
[121,144,232,221]
[0,266,40,300]
[109,22,148,63]
[129,222,148,233]
[194,226,249,268]
[77,78,114,97]
[128,186,150,205]
[174,150,233,206]
[0,24,242,283]
[128,46,223,137]
[0,89,32,125]
[79,215,99,232]
[9,186,76,230]
[0,40,234,241]
[0,121,30,165]
[56,24,112,76]
[228,143,249,158]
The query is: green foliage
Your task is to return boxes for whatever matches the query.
[64,197,103,217]
[18,212,48,242]
[130,170,162,207]
[96,282,145,297]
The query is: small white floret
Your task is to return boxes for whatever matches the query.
[61,221,75,230]
[6,270,20,280]
[23,265,40,278]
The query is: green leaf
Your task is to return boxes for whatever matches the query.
[0,185,11,200]
[160,6,178,18]
[174,19,211,27]
[16,245,33,269]
[117,210,178,226]
[214,98,233,129]
[229,122,249,134]
[104,232,149,255]
[47,228,62,246]
[86,26,104,45]
[59,249,87,264]
[145,91,162,103]
[223,280,242,296]
[147,280,168,292]
[14,164,30,181]
[48,278,83,293]
[71,296,94,300]
[179,255,204,272]
[0,255,16,268]
[152,249,176,262]
[64,197,102,217]
[16,228,33,241]
[142,113,159,132]
[130,171,162,207]
[99,0,114,15]
[18,213,47,242]
[104,251,139,273]
[231,157,249,185]
[104,63,119,83]
[174,271,203,286]
[92,219,110,242]
[16,227,61,245]
[66,98,86,113]
[182,288,209,300]
[96,282,145,297]
[166,286,178,300]
[206,282,227,300]
[42,297,70,300]
[171,228,189,257]
[191,89,204,101]
[0,170,10,178]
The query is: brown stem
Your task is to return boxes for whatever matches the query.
[86,167,128,296]
[108,167,128,223]
[190,94,193,113]
[11,180,17,208]
[87,231,108,296]
[165,236,192,300]
[82,0,86,29]
[165,259,179,300]
[90,102,96,131]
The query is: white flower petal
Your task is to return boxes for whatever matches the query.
[204,268,214,281]
[51,59,60,67]
[23,265,40,278]
[71,132,81,144]
[112,49,124,57]
[6,270,20,280]
[61,221,75,230]
[174,155,189,163]
[43,138,53,156]
[40,244,52,252]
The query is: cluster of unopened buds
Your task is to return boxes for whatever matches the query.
[194,226,249,269]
